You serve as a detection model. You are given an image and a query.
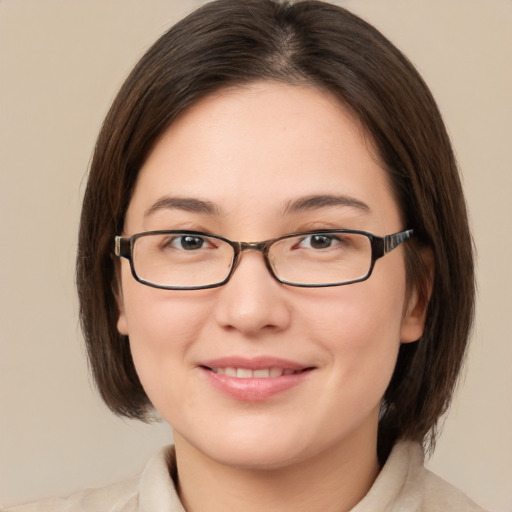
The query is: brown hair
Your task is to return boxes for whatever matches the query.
[77,0,474,458]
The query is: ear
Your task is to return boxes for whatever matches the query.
[116,292,129,336]
[400,247,434,343]
[112,259,129,336]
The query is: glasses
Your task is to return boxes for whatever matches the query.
[114,229,413,290]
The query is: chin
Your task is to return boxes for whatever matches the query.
[211,445,305,471]
[176,426,311,471]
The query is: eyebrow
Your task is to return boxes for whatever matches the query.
[144,196,222,217]
[144,193,370,219]
[283,194,370,215]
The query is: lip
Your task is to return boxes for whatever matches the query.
[201,356,309,371]
[198,356,315,401]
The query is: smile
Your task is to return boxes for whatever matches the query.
[199,359,314,401]
[209,367,301,378]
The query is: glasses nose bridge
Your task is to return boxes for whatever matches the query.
[229,239,275,278]
[234,240,273,262]
[238,240,269,253]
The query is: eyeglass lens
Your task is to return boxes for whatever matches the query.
[131,231,373,288]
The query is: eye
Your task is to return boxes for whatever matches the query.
[299,233,339,250]
[168,235,208,251]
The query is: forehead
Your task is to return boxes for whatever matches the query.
[125,82,401,233]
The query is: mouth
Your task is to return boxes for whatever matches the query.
[198,358,315,401]
[204,367,308,378]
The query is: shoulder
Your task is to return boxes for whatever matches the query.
[352,441,488,512]
[3,445,184,512]
[3,478,139,512]
[420,467,487,511]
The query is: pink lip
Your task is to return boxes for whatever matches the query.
[198,356,314,401]
[200,356,308,371]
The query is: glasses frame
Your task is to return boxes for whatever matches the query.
[114,228,414,290]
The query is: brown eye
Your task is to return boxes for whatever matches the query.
[164,235,207,251]
[309,234,334,249]
[180,236,205,250]
[298,234,338,250]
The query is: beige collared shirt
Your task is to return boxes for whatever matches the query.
[5,442,486,511]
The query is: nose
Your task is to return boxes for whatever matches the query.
[213,250,292,337]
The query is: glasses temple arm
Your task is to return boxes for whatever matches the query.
[383,229,414,254]
[114,236,132,259]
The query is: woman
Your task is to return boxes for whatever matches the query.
[8,0,486,510]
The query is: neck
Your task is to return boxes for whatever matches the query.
[173,428,380,512]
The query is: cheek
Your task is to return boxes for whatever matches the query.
[126,296,209,355]
[302,273,406,347]
[301,270,407,385]
[127,295,211,419]
[311,281,405,421]
[119,257,210,342]
[119,271,214,402]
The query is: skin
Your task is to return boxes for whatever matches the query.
[116,82,429,512]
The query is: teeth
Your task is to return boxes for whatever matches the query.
[253,369,270,378]
[211,367,299,378]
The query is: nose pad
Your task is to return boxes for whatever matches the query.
[214,251,291,336]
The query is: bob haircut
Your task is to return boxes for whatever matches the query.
[77,0,474,459]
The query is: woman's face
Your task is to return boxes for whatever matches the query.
[117,82,426,470]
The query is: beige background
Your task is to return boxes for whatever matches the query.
[0,0,510,510]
